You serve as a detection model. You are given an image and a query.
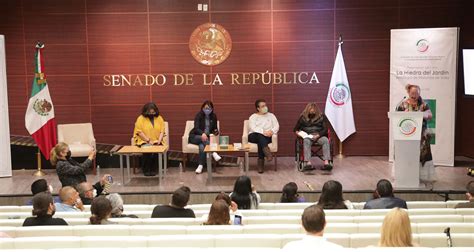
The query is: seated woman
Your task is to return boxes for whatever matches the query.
[294,102,332,170]
[396,84,436,188]
[230,176,261,209]
[133,102,166,176]
[280,182,305,203]
[317,180,353,209]
[204,199,231,225]
[51,142,97,187]
[379,208,414,247]
[23,192,68,226]
[106,193,138,218]
[89,196,116,225]
[248,99,279,173]
[189,100,221,174]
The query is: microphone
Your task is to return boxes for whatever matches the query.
[395,96,406,111]
[444,227,452,247]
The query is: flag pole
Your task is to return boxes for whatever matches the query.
[33,147,46,176]
[335,34,345,159]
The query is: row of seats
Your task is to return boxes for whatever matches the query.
[1,248,473,252]
[0,233,472,249]
[0,223,472,237]
[1,208,472,220]
[0,201,468,213]
[1,215,473,227]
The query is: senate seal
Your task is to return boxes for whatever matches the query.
[189,23,232,66]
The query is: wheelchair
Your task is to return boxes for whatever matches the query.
[295,129,335,172]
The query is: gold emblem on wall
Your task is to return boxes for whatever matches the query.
[189,23,232,66]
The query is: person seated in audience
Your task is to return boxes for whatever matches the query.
[201,192,241,222]
[215,192,239,214]
[189,100,221,174]
[204,199,231,225]
[230,176,261,209]
[281,182,305,203]
[455,181,474,208]
[248,98,279,173]
[75,176,111,205]
[50,142,96,187]
[294,102,332,170]
[133,102,166,176]
[282,204,342,250]
[89,196,116,225]
[23,192,68,226]
[106,193,138,218]
[151,186,195,218]
[317,180,353,209]
[379,208,414,247]
[364,179,407,209]
[26,179,59,205]
[54,186,84,212]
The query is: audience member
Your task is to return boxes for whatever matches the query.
[230,176,261,209]
[89,196,115,225]
[280,182,305,203]
[317,180,353,209]
[22,192,68,226]
[50,142,96,187]
[379,208,414,247]
[364,179,407,209]
[76,179,108,205]
[455,181,474,208]
[106,193,138,218]
[282,204,342,250]
[27,179,59,205]
[55,186,84,212]
[151,186,195,218]
[204,199,231,225]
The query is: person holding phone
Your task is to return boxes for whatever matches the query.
[51,142,96,187]
[133,102,166,176]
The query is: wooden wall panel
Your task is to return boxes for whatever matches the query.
[2,0,472,157]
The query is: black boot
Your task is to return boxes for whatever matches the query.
[257,158,265,174]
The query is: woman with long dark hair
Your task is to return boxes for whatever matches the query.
[133,102,166,176]
[280,182,305,203]
[189,100,221,174]
[230,176,260,209]
[317,180,353,209]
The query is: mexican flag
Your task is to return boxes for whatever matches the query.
[25,43,57,159]
[325,42,356,142]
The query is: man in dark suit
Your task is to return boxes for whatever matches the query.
[363,179,408,209]
[455,181,474,208]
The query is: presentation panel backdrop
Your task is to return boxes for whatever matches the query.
[389,28,459,166]
[0,35,12,177]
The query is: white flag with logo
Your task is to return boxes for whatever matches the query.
[325,43,356,142]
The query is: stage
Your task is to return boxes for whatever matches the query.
[1,156,472,205]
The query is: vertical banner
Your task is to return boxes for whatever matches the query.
[389,28,459,166]
[0,35,12,177]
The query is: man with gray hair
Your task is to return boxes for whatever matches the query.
[55,186,84,212]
